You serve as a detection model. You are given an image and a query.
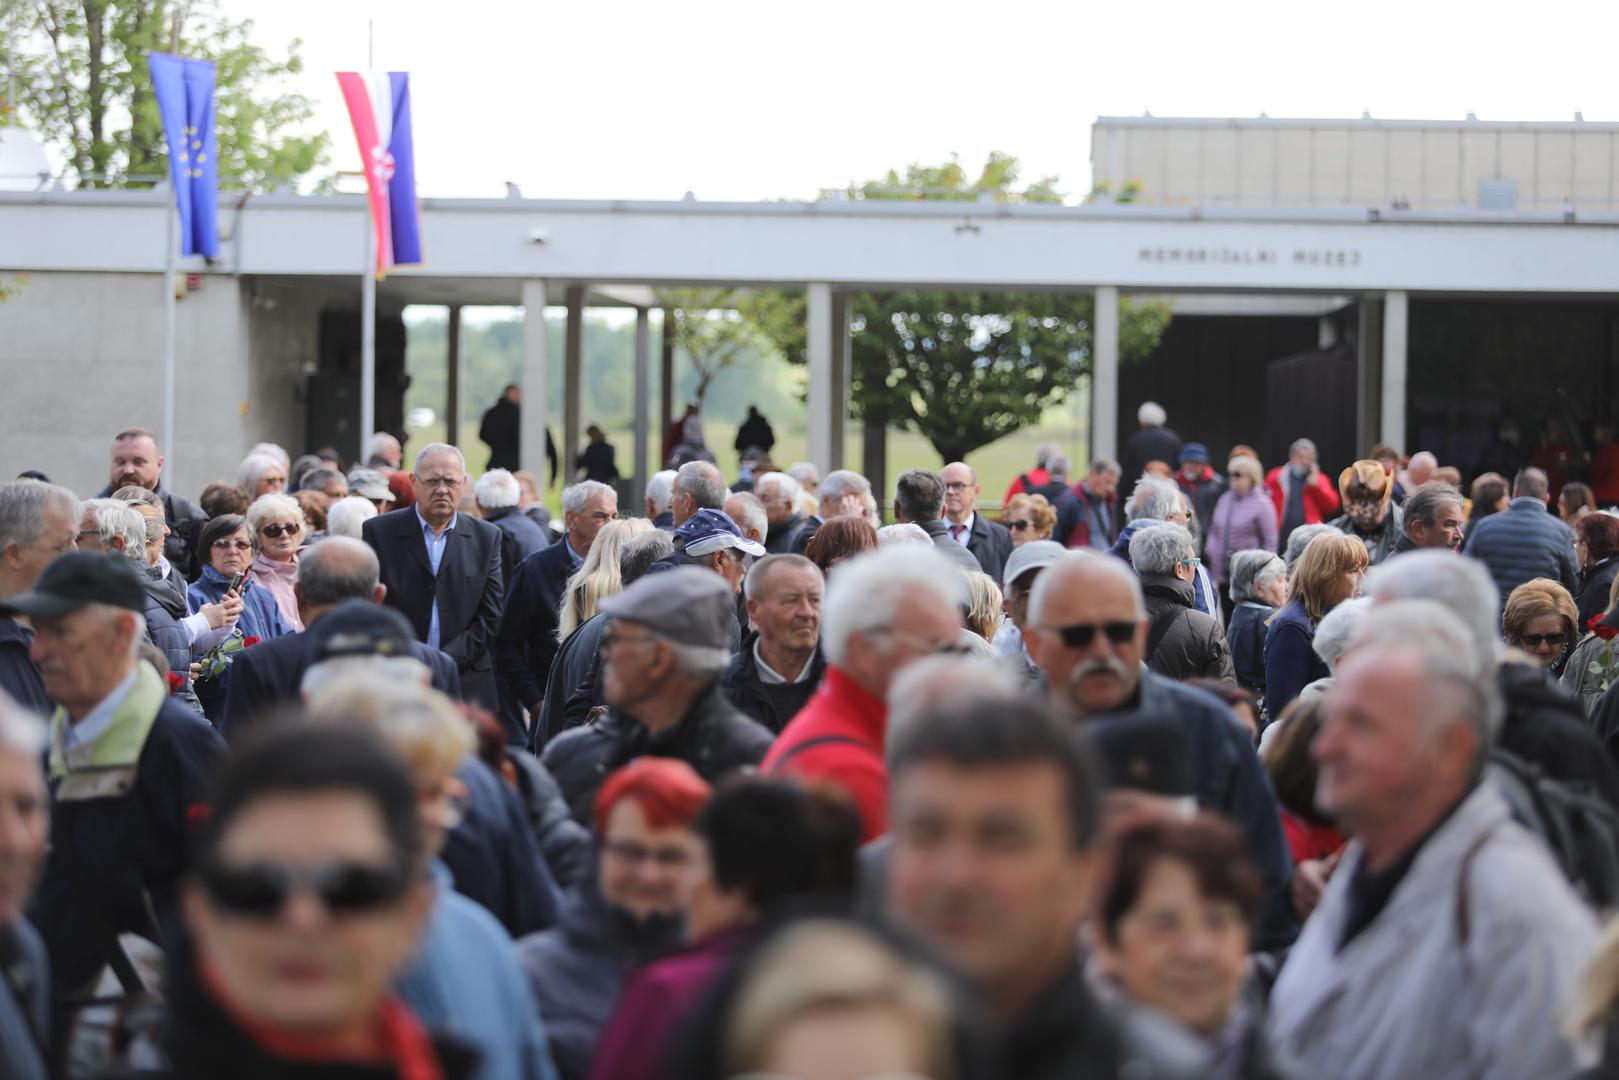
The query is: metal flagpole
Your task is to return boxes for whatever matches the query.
[160,196,178,491]
[358,20,377,465]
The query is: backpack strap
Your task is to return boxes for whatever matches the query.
[1144,607,1180,664]
[1455,826,1500,946]
[767,734,867,775]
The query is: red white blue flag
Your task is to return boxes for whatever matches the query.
[336,71,422,275]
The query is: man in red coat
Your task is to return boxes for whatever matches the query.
[761,545,964,841]
[1266,438,1340,552]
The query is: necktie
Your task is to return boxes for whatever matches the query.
[949,524,966,542]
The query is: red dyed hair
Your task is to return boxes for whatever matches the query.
[593,757,712,835]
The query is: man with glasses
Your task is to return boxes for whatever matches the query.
[1129,524,1235,682]
[496,480,619,739]
[1023,551,1297,949]
[363,443,506,716]
[762,545,965,841]
[939,461,1013,583]
[892,469,980,573]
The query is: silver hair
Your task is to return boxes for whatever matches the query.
[1047,455,1072,479]
[0,480,82,552]
[787,462,820,489]
[876,523,932,547]
[248,442,291,471]
[1344,599,1503,755]
[1402,482,1462,532]
[1363,551,1501,670]
[727,491,768,540]
[0,689,47,759]
[1128,523,1194,575]
[297,536,381,606]
[364,431,399,461]
[754,471,802,504]
[562,480,615,515]
[245,493,305,535]
[236,452,285,495]
[1409,450,1439,470]
[474,469,521,510]
[819,469,872,501]
[413,442,467,476]
[1035,442,1063,469]
[1311,596,1370,674]
[1289,438,1318,458]
[1228,549,1285,604]
[676,461,728,511]
[301,655,432,700]
[1125,475,1182,522]
[325,495,378,540]
[663,639,732,681]
[820,546,966,668]
[743,553,822,603]
[1137,402,1167,427]
[1283,523,1338,574]
[1089,458,1122,477]
[646,470,678,514]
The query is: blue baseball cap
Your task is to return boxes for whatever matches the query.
[674,507,766,558]
[1179,443,1210,465]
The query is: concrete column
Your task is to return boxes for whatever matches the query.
[563,286,585,486]
[520,280,549,481]
[633,306,651,514]
[829,292,849,471]
[659,311,674,459]
[445,304,462,449]
[1356,298,1384,454]
[805,283,834,471]
[1091,285,1120,462]
[1381,290,1408,450]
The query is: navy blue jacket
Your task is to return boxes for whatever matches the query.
[484,505,552,584]
[1462,496,1579,616]
[0,617,47,716]
[444,756,560,937]
[1228,602,1276,698]
[1263,598,1328,718]
[495,539,579,713]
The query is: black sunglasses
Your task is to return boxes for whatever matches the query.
[201,859,410,918]
[259,521,301,539]
[1007,519,1033,530]
[1045,621,1137,649]
[1519,632,1567,649]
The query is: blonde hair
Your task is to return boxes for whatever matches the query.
[1503,578,1578,649]
[1227,454,1263,487]
[131,501,166,562]
[722,920,957,1080]
[1288,532,1369,621]
[558,517,655,640]
[305,677,473,785]
[961,571,1004,642]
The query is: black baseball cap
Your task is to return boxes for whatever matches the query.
[0,552,146,618]
[304,600,418,663]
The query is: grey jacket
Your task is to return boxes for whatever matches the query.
[1267,781,1598,1080]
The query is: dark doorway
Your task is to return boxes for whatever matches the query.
[307,310,410,459]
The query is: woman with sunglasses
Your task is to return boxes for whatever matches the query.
[186,514,295,727]
[1001,493,1057,547]
[246,493,307,632]
[1504,578,1580,677]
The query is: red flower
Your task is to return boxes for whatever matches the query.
[242,636,261,648]
[1589,615,1618,642]
[166,672,185,694]
[186,802,213,831]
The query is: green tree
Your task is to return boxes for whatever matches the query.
[655,287,764,409]
[744,153,1170,466]
[0,0,327,189]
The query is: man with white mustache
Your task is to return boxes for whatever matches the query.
[1023,551,1298,950]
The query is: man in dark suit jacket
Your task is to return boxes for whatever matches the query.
[892,468,981,573]
[939,461,1013,583]
[223,536,460,736]
[361,445,504,711]
[494,480,619,739]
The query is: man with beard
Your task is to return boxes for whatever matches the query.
[99,427,207,579]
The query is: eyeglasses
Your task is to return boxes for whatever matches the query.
[602,840,696,869]
[200,859,410,919]
[1519,632,1567,649]
[416,476,462,490]
[259,521,301,539]
[1042,621,1137,649]
[212,538,253,551]
[1007,519,1032,531]
[1178,556,1202,567]
[943,481,971,491]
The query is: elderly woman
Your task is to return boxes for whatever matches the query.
[125,502,221,713]
[1505,578,1581,677]
[1264,532,1368,717]
[1562,575,1619,717]
[1206,456,1279,595]
[1097,814,1307,1080]
[1576,513,1619,630]
[960,571,1003,645]
[1227,550,1287,703]
[805,515,878,576]
[1001,493,1057,547]
[187,513,294,643]
[245,492,306,631]
[235,452,288,499]
[326,494,379,539]
[1329,460,1402,566]
[558,518,656,640]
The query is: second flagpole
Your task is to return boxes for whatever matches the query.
[358,20,377,466]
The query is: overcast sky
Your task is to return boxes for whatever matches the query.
[229,0,1617,202]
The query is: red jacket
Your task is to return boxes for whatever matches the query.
[1265,466,1340,529]
[1001,466,1051,509]
[760,665,889,841]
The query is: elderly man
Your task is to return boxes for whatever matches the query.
[1,553,224,995]
[939,461,1013,582]
[1398,448,1438,494]
[0,697,49,1080]
[668,460,727,530]
[722,491,768,548]
[99,427,207,578]
[1329,460,1403,566]
[1267,601,1598,1080]
[224,537,460,734]
[1120,402,1182,495]
[1054,458,1122,550]
[364,430,404,469]
[496,480,618,732]
[788,468,870,555]
[1266,438,1340,551]
[754,471,806,554]
[0,481,80,715]
[1112,475,1220,616]
[347,466,398,515]
[763,546,964,841]
[1462,466,1579,610]
[645,469,677,530]
[302,468,349,500]
[721,554,826,733]
[671,509,764,609]
[891,469,980,572]
[1024,551,1296,949]
[1388,480,1466,558]
[997,540,1066,681]
[1130,523,1234,682]
[543,569,773,823]
[999,441,1065,506]
[787,462,820,500]
[362,444,505,714]
[475,467,551,578]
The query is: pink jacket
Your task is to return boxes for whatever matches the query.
[1205,488,1279,586]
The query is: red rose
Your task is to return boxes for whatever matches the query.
[166,672,185,694]
[186,802,213,831]
[242,636,261,648]
[1589,615,1618,642]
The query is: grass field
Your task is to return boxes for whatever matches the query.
[405,416,1092,516]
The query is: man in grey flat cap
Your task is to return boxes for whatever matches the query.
[541,567,774,823]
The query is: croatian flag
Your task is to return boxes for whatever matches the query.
[336,71,422,275]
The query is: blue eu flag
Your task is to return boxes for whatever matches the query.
[149,53,219,258]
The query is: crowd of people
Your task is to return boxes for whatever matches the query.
[4,401,1619,1079]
